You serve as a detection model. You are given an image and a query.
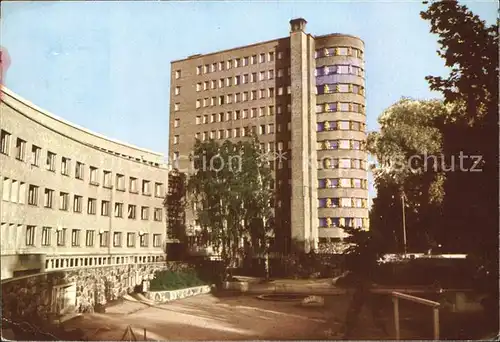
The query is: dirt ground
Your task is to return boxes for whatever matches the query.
[62,293,415,341]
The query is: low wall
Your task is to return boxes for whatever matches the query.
[144,285,211,303]
[1,261,191,323]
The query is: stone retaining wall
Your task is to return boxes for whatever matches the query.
[144,285,211,303]
[1,261,191,323]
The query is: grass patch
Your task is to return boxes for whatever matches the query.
[149,269,206,291]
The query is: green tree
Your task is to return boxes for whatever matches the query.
[367,98,449,252]
[165,169,187,242]
[421,0,498,290]
[187,136,274,279]
[421,0,498,325]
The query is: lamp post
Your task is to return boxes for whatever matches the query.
[401,191,407,258]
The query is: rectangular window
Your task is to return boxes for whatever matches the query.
[251,55,257,64]
[196,66,202,75]
[259,107,265,117]
[140,233,149,247]
[141,206,149,220]
[196,83,201,92]
[127,232,136,247]
[60,157,70,176]
[142,180,150,195]
[100,231,109,247]
[71,229,81,247]
[153,234,162,247]
[41,227,51,246]
[277,69,284,78]
[73,195,82,213]
[116,174,125,191]
[46,151,56,171]
[268,70,274,80]
[89,166,99,185]
[87,198,97,215]
[196,100,201,108]
[114,202,123,218]
[259,53,265,63]
[15,138,26,161]
[154,208,163,221]
[243,74,249,84]
[259,125,265,135]
[101,200,110,216]
[129,177,138,193]
[86,230,95,247]
[103,170,112,188]
[128,205,136,219]
[59,192,69,211]
[251,72,257,82]
[226,77,232,87]
[268,124,275,134]
[43,188,53,208]
[0,130,10,155]
[259,71,265,81]
[26,225,36,246]
[174,86,180,95]
[154,182,164,197]
[174,103,180,111]
[2,177,10,201]
[174,119,180,128]
[173,135,179,144]
[75,161,84,180]
[31,145,41,166]
[175,70,181,79]
[57,228,66,246]
[268,88,275,97]
[219,62,224,71]
[268,52,275,62]
[235,75,241,85]
[113,232,122,247]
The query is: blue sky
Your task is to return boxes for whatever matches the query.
[1,0,497,201]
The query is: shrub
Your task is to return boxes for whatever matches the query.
[149,269,206,291]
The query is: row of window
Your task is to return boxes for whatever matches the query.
[193,87,292,110]
[318,197,368,209]
[193,105,289,126]
[194,51,285,75]
[317,120,366,132]
[318,178,368,189]
[315,65,364,77]
[319,158,367,170]
[318,139,366,151]
[0,130,165,196]
[316,83,365,96]
[193,68,290,93]
[45,254,164,270]
[15,224,162,248]
[319,217,369,228]
[2,178,163,221]
[315,47,364,59]
[189,123,289,143]
[316,102,366,114]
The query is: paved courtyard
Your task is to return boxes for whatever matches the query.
[62,293,408,340]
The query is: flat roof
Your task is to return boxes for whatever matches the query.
[171,32,363,64]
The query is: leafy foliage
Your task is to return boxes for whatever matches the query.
[165,170,187,242]
[187,136,274,277]
[149,270,206,291]
[420,1,498,282]
[368,99,449,252]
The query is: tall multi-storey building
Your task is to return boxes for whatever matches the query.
[169,18,368,253]
[0,87,168,280]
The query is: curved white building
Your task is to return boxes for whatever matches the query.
[0,87,168,280]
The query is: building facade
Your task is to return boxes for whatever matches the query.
[168,18,369,253]
[0,87,168,280]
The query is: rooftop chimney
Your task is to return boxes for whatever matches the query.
[290,18,307,33]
